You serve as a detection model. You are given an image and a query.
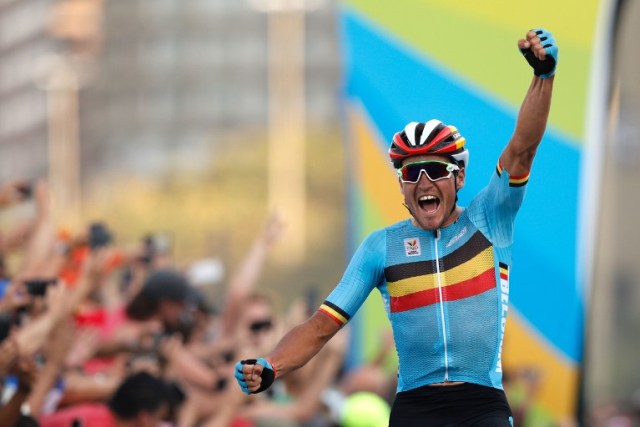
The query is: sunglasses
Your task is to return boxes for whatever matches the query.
[249,319,273,333]
[397,160,459,184]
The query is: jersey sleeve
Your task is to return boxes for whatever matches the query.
[466,163,529,247]
[318,229,386,327]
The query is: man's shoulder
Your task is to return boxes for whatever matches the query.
[357,219,413,249]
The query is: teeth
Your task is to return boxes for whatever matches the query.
[419,195,437,202]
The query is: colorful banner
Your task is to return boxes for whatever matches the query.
[340,0,603,423]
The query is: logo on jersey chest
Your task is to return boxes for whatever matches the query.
[403,238,421,257]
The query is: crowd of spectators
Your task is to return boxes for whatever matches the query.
[0,179,396,427]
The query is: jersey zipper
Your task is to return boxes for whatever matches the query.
[433,229,449,382]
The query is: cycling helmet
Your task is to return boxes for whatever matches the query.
[389,119,469,169]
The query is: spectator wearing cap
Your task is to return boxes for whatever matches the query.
[73,268,194,373]
[126,268,192,334]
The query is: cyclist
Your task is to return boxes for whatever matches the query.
[235,28,558,426]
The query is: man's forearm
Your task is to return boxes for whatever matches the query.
[15,314,55,357]
[502,76,554,175]
[267,312,338,378]
[514,76,554,148]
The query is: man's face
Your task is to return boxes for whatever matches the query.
[135,405,168,427]
[241,300,275,352]
[398,155,465,230]
[157,300,185,327]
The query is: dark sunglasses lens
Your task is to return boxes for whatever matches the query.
[249,319,273,333]
[402,163,449,182]
[401,164,422,182]
[221,350,235,363]
[424,163,450,180]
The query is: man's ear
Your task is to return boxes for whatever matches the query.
[398,177,404,193]
[456,167,466,190]
[135,412,151,427]
[136,410,157,427]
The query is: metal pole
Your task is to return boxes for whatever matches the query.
[267,8,307,264]
[43,56,82,226]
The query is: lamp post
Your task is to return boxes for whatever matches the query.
[249,0,326,264]
[34,54,82,226]
[34,0,103,225]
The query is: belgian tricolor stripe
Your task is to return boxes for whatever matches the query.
[499,262,509,281]
[386,231,496,313]
[387,247,493,297]
[318,301,350,327]
[390,268,496,312]
[499,262,509,293]
[496,162,529,187]
[385,232,491,282]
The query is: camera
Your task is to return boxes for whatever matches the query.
[88,222,113,249]
[139,232,172,264]
[24,278,57,297]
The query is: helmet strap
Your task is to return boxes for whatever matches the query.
[402,202,413,217]
[453,171,460,210]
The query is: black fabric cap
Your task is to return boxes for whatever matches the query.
[140,269,190,302]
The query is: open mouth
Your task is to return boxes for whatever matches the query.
[418,195,440,214]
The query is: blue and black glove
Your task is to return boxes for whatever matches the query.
[520,28,558,79]
[234,358,275,394]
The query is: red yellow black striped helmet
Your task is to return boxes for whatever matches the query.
[389,119,469,169]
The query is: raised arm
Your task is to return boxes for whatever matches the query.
[218,212,283,340]
[19,180,60,278]
[499,28,558,177]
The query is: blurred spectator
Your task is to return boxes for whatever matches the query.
[0,356,38,426]
[39,372,174,427]
[0,180,34,209]
[588,399,640,427]
[126,268,192,334]
[340,391,390,427]
[502,366,543,426]
[317,328,395,427]
[0,179,378,427]
[165,214,285,427]
[239,326,348,427]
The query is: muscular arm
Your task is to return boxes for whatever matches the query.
[268,311,341,378]
[499,29,557,176]
[236,231,385,394]
[499,75,554,176]
[244,328,348,423]
[237,311,341,393]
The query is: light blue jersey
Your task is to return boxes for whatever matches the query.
[319,164,528,392]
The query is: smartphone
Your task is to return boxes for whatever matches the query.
[15,182,33,199]
[0,312,13,342]
[138,235,156,265]
[24,278,57,296]
[88,222,112,249]
[139,232,172,264]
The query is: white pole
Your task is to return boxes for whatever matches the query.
[42,56,82,226]
[266,7,307,264]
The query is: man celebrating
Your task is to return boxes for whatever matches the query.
[236,28,558,426]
